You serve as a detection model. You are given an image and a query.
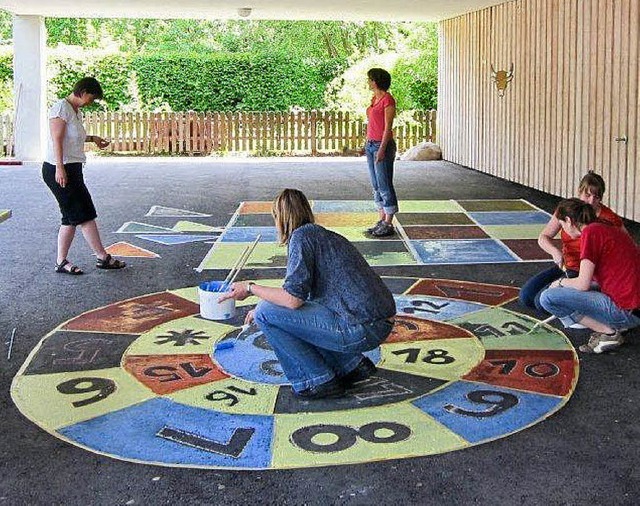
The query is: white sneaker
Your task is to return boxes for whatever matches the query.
[579,331,625,354]
[569,322,587,329]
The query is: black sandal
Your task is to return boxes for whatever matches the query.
[55,259,84,275]
[96,254,126,270]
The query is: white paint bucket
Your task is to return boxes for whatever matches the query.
[198,281,236,320]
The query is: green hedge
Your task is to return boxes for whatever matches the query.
[0,49,438,112]
[132,52,343,111]
[42,51,344,111]
[48,52,131,110]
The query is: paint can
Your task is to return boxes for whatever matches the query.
[198,281,236,320]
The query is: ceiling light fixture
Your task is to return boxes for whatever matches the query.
[237,7,252,17]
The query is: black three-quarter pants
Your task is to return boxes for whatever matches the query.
[42,162,97,226]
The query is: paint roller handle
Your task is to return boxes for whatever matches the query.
[526,314,557,334]
[222,244,251,286]
[225,234,262,287]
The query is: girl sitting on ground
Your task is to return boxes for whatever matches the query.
[519,171,624,314]
[539,198,640,354]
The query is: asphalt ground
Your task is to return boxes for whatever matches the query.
[1,157,639,505]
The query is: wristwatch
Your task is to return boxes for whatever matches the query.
[247,282,256,295]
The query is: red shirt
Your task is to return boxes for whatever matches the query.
[561,205,622,271]
[580,222,640,310]
[366,93,395,141]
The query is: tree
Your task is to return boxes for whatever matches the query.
[0,10,12,43]
[0,13,438,113]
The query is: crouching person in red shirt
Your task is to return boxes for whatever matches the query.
[539,198,640,353]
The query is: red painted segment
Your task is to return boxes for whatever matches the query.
[407,278,520,305]
[502,239,562,261]
[105,241,159,258]
[124,353,229,395]
[63,292,199,334]
[403,225,489,240]
[463,349,577,396]
[385,315,476,343]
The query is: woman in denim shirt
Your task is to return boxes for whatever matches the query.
[220,189,396,399]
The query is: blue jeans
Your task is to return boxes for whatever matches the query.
[539,287,640,331]
[253,300,393,392]
[365,139,398,215]
[519,265,578,312]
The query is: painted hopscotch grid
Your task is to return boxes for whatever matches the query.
[197,199,555,271]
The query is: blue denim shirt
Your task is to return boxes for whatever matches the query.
[283,223,396,325]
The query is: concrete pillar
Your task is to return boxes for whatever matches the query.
[13,15,46,162]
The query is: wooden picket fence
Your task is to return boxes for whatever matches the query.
[82,110,437,155]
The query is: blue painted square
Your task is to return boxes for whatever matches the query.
[220,227,278,243]
[411,239,518,264]
[312,200,377,212]
[59,398,274,468]
[394,295,486,321]
[469,211,550,225]
[412,381,562,443]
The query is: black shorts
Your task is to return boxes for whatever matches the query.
[42,162,97,226]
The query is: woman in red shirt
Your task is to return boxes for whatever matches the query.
[539,198,640,353]
[364,68,398,237]
[519,172,624,313]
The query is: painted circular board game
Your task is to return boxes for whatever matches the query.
[12,277,578,469]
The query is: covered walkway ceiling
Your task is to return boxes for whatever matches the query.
[0,0,506,22]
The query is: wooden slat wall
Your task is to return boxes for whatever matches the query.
[439,0,640,221]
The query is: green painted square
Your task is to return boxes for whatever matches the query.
[11,368,154,431]
[127,315,233,356]
[168,378,280,416]
[172,221,220,232]
[353,240,417,266]
[398,200,464,213]
[201,243,287,270]
[325,226,381,242]
[483,224,547,239]
[271,403,468,469]
[380,338,485,381]
[449,307,573,351]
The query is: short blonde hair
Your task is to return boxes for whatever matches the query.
[272,189,314,245]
